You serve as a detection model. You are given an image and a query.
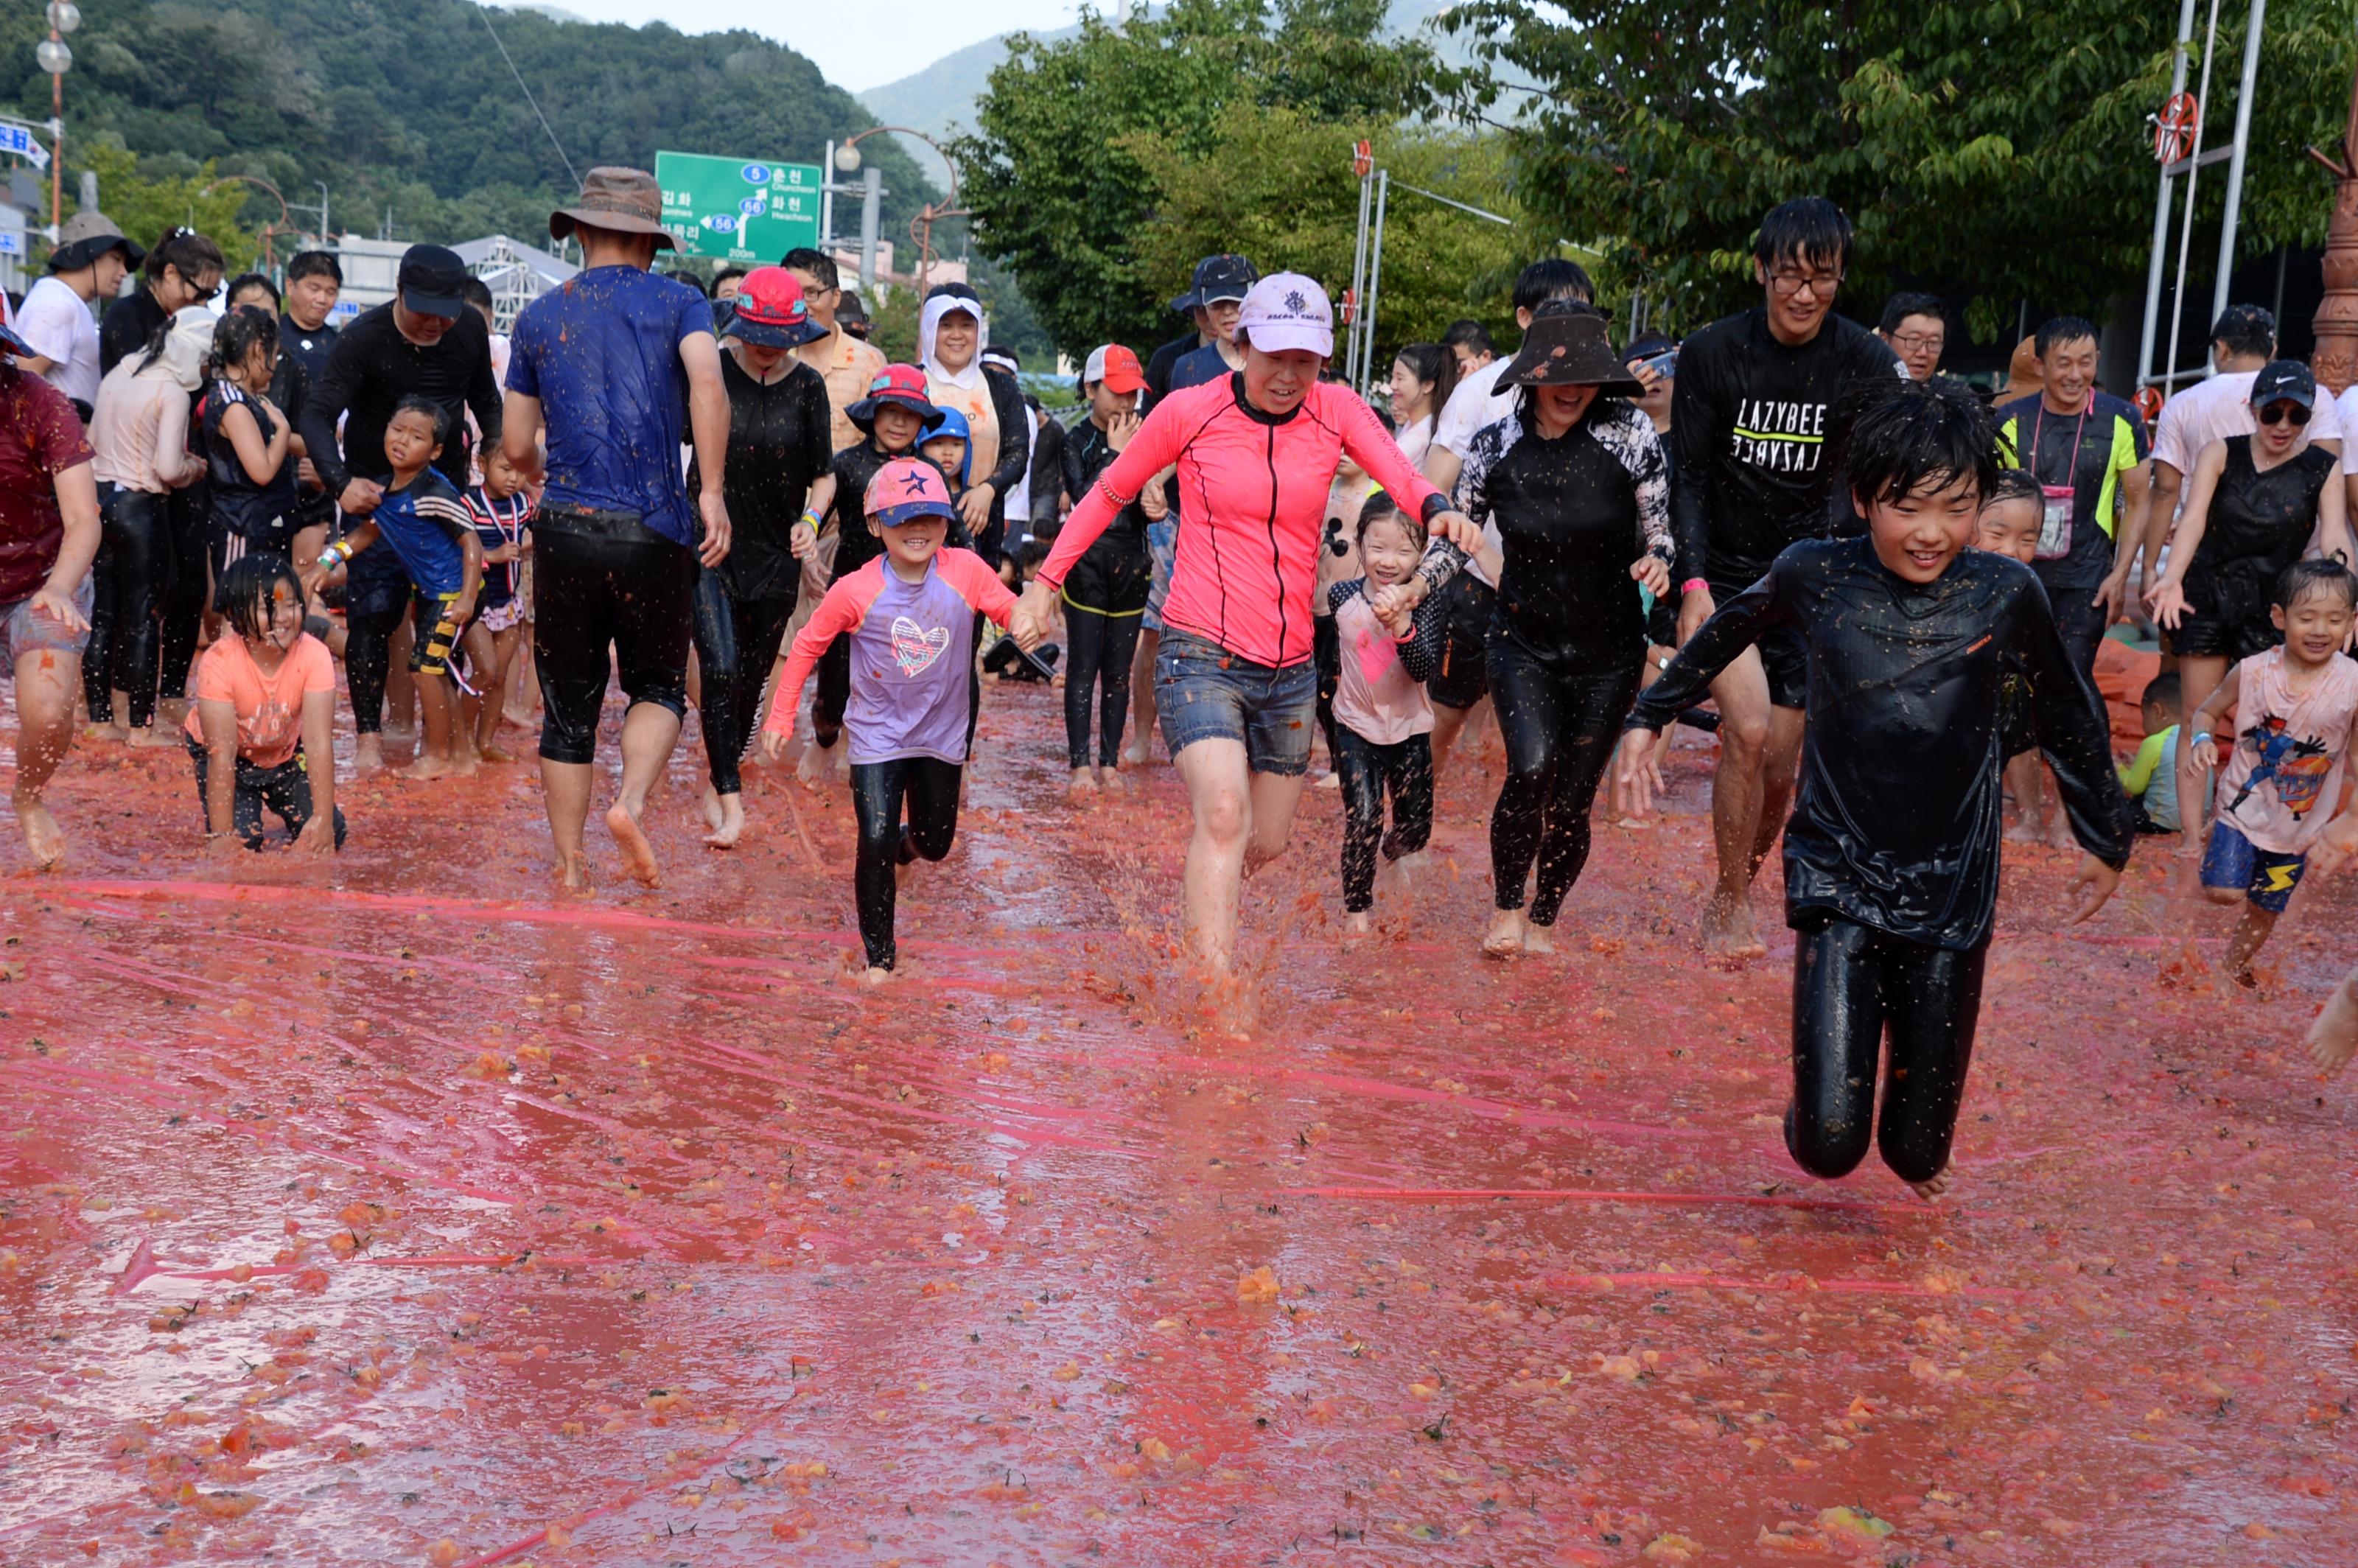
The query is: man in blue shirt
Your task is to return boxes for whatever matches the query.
[503,166,731,891]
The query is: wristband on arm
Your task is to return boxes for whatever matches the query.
[1680,577,1709,595]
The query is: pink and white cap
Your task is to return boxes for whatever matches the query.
[1234,272,1334,358]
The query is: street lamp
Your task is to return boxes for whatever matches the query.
[833,125,969,298]
[36,1,77,232]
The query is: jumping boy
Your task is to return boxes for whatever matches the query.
[306,395,487,780]
[2181,559,2358,985]
[1617,376,2133,1199]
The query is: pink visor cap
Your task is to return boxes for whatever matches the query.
[1234,272,1334,358]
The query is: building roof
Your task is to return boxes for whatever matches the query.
[450,234,578,285]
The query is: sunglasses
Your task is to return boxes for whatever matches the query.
[2259,402,2312,428]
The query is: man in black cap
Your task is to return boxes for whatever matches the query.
[1144,253,1257,407]
[298,241,502,772]
[503,165,730,892]
[15,211,143,417]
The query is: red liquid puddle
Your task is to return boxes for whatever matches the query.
[3,683,2356,1564]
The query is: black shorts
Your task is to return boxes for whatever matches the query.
[1061,537,1152,617]
[1707,570,1807,710]
[2040,577,2109,680]
[2168,603,2278,663]
[406,589,467,677]
[1427,572,1496,710]
[533,508,697,766]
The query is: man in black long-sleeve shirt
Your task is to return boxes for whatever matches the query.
[298,245,501,770]
[1623,377,2130,1200]
[1668,198,1904,959]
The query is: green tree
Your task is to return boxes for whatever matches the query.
[66,139,262,271]
[1125,104,1526,365]
[952,0,1471,355]
[1449,0,2358,343]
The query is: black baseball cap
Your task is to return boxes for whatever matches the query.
[2250,359,2317,410]
[397,244,469,320]
[1170,253,1259,315]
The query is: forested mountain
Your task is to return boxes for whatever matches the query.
[0,0,940,253]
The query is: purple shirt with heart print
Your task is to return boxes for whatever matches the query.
[770,548,1018,766]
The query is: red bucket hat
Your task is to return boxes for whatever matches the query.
[729,266,828,349]
[865,456,957,528]
[847,363,942,432]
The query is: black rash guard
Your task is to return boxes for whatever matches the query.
[1628,539,2133,949]
[1452,397,1673,671]
[2186,435,2339,623]
[688,351,832,603]
[825,438,974,584]
[1669,308,1901,587]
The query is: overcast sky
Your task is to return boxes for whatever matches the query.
[527,1,1088,92]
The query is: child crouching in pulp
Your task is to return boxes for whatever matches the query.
[1617,376,2132,1200]
[760,458,1040,985]
[1329,492,1446,933]
[186,554,345,855]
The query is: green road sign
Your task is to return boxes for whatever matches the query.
[655,150,822,264]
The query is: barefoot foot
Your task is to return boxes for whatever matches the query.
[14,794,65,869]
[127,724,181,750]
[477,743,517,764]
[354,735,386,774]
[1343,910,1374,937]
[1483,908,1528,958]
[1522,922,1556,955]
[700,783,726,833]
[703,791,746,849]
[860,965,895,988]
[1068,766,1099,799]
[1699,893,1766,960]
[797,740,845,785]
[1100,766,1130,794]
[554,850,591,891]
[88,720,127,743]
[399,753,456,781]
[606,801,662,886]
[1909,1162,1956,1202]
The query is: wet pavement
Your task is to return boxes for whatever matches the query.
[3,679,2356,1566]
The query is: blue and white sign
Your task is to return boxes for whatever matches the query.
[0,125,51,170]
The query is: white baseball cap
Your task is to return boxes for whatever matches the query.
[1234,272,1334,358]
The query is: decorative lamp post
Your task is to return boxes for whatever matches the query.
[36,2,77,234]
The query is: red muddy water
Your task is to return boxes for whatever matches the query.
[3,675,2356,1567]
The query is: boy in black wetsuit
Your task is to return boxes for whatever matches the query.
[1619,377,2133,1199]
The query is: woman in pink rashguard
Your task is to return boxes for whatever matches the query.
[1012,273,1480,973]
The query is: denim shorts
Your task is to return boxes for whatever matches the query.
[2200,819,2307,914]
[1154,626,1317,775]
[0,575,94,666]
[1141,518,1178,632]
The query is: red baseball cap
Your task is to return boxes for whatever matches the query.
[729,266,827,349]
[1083,344,1147,396]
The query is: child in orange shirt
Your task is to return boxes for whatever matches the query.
[184,554,344,855]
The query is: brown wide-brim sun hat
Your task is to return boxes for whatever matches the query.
[550,166,675,250]
[1500,304,1645,396]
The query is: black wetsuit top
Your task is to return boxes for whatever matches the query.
[1669,308,1901,587]
[1628,539,2133,949]
[688,352,832,603]
[2188,435,2339,625]
[1060,419,1152,553]
[825,438,975,584]
[297,302,501,501]
[1456,400,1673,673]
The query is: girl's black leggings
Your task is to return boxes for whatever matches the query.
[1333,726,1432,912]
[850,756,962,971]
[691,570,796,797]
[1488,641,1639,925]
[156,483,209,701]
[84,487,173,727]
[345,601,408,737]
[1788,917,1988,1186]
[1063,604,1144,768]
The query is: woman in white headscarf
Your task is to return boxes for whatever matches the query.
[85,304,213,744]
[917,284,1029,564]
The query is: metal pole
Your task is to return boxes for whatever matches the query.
[318,182,329,242]
[1346,167,1372,386]
[2163,0,2225,396]
[2211,0,2267,326]
[48,30,60,233]
[821,141,834,251]
[2138,0,2201,391]
[1362,170,1390,395]
[858,165,881,297]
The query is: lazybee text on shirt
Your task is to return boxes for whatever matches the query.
[1727,398,1830,473]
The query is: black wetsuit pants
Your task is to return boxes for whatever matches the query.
[850,756,962,970]
[1788,917,1988,1186]
[691,570,795,797]
[187,739,348,851]
[344,600,407,737]
[1334,726,1432,913]
[533,512,696,766]
[1488,640,1639,923]
[1313,613,1342,762]
[1060,603,1138,769]
[84,487,172,728]
[156,483,209,701]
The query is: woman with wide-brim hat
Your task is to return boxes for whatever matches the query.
[1425,298,1675,957]
[685,265,834,847]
